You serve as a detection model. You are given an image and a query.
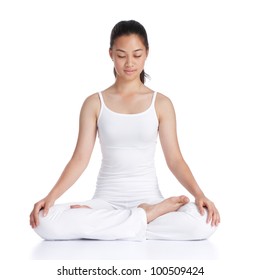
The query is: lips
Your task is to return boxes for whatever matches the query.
[124,69,136,74]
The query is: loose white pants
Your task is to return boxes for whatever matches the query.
[34,199,216,241]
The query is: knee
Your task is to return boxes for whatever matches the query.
[179,202,209,222]
[179,202,218,240]
[33,208,60,240]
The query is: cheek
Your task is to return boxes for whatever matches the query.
[136,59,146,71]
[113,60,123,71]
[113,61,125,76]
[139,58,146,67]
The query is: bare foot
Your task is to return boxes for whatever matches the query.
[70,205,91,209]
[138,196,189,223]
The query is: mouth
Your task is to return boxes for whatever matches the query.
[124,69,136,75]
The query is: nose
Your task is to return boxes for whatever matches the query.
[125,56,134,67]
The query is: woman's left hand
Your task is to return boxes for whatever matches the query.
[195,195,220,227]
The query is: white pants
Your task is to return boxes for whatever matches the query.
[34,199,216,241]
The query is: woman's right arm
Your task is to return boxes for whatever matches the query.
[30,93,100,228]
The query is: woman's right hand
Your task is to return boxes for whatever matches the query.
[29,197,55,228]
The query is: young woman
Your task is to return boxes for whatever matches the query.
[30,20,220,241]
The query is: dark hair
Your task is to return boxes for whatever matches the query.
[110,20,150,84]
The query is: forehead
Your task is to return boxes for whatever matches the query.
[112,34,146,50]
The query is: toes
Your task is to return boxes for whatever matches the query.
[179,195,189,204]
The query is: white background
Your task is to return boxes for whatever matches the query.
[0,0,259,279]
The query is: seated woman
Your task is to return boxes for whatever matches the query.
[30,20,220,241]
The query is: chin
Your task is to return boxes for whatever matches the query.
[122,72,141,81]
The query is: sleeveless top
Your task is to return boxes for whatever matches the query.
[92,91,163,208]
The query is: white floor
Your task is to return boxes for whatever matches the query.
[30,238,219,260]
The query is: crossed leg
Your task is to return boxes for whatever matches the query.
[34,196,215,241]
[71,195,190,223]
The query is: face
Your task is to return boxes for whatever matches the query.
[109,34,148,81]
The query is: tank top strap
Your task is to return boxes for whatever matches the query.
[98,92,104,106]
[151,91,157,106]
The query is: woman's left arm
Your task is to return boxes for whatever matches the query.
[157,94,220,226]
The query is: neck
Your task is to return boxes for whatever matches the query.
[113,78,144,95]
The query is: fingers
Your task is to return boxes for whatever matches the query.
[211,207,220,227]
[196,200,205,216]
[29,208,38,229]
[205,202,220,227]
[29,211,36,228]
[206,203,214,224]
[195,197,220,227]
[43,204,50,217]
[30,202,43,228]
[29,200,52,228]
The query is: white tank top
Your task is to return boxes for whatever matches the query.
[93,91,163,208]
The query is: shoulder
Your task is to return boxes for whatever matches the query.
[82,92,100,107]
[80,92,100,119]
[156,92,174,106]
[155,92,176,119]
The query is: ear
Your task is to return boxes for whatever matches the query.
[109,48,113,60]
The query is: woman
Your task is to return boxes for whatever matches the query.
[30,20,220,241]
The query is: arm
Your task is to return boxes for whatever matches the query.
[157,93,220,226]
[30,93,99,228]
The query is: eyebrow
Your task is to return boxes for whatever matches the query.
[115,48,143,53]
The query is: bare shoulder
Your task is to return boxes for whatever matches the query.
[81,92,100,119]
[82,92,100,108]
[156,92,174,104]
[155,92,175,119]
